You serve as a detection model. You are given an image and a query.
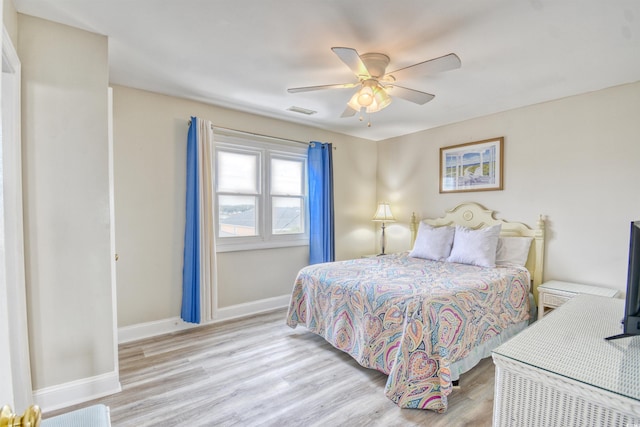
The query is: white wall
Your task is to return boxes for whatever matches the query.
[19,14,118,401]
[2,0,16,46]
[112,85,377,328]
[377,81,640,293]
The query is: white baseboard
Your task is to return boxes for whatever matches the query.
[118,316,198,343]
[118,294,290,344]
[212,294,290,322]
[33,370,121,413]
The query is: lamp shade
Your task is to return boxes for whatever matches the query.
[366,85,392,113]
[357,86,374,107]
[347,92,363,112]
[372,202,396,222]
[347,80,392,114]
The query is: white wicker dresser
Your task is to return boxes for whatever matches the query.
[492,294,640,427]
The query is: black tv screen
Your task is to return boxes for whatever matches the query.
[624,221,640,334]
[606,221,640,340]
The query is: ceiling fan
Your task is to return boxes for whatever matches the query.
[287,47,461,118]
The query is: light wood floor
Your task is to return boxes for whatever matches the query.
[45,309,495,426]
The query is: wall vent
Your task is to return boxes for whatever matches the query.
[287,106,317,115]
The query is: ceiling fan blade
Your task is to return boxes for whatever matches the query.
[385,53,461,81]
[331,47,371,79]
[387,85,435,105]
[287,82,358,93]
[340,105,358,118]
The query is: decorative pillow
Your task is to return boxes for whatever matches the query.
[447,224,502,267]
[496,236,533,267]
[409,223,455,261]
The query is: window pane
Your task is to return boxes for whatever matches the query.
[271,158,302,196]
[218,151,258,193]
[272,197,303,234]
[219,195,257,237]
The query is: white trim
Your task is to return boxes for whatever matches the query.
[107,87,120,382]
[118,316,199,344]
[213,294,290,322]
[118,294,290,344]
[32,371,121,413]
[215,239,308,253]
[1,24,32,410]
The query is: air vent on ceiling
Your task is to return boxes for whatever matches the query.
[287,106,317,115]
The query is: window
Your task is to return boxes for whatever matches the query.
[217,150,260,238]
[271,157,305,235]
[214,134,308,251]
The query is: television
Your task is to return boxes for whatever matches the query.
[605,221,640,340]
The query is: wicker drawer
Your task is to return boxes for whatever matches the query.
[541,292,572,308]
[493,353,640,426]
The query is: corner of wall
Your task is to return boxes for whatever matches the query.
[32,371,121,413]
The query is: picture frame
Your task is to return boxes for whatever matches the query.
[439,137,504,193]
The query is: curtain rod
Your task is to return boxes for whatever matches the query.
[187,120,334,149]
[213,125,309,146]
[188,120,303,145]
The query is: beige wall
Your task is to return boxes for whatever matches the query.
[112,85,377,327]
[216,247,309,307]
[19,15,116,390]
[3,0,17,46]
[377,81,640,292]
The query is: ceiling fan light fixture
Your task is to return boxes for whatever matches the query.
[365,99,382,113]
[356,81,375,107]
[372,85,391,109]
[347,92,364,112]
[347,81,392,114]
[364,85,391,113]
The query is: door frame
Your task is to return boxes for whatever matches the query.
[1,25,33,410]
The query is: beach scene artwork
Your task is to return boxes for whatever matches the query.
[440,137,503,193]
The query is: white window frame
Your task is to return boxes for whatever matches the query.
[214,133,308,252]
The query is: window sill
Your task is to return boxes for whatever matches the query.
[215,239,309,253]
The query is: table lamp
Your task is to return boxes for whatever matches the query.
[372,202,395,255]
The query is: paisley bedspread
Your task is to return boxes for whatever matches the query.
[285,252,530,412]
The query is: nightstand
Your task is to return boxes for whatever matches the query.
[537,280,618,320]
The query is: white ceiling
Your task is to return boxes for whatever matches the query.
[13,0,640,141]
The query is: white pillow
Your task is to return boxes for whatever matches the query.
[496,236,533,267]
[447,224,502,267]
[409,223,455,261]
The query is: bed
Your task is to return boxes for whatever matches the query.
[286,202,545,412]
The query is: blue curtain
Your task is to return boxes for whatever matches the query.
[181,117,200,323]
[308,142,335,264]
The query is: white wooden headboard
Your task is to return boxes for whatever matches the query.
[410,202,545,300]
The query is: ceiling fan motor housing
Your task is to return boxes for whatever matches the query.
[359,53,390,79]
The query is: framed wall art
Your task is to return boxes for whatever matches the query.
[439,137,504,193]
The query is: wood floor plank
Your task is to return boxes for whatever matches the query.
[44,309,495,426]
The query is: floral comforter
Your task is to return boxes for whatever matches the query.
[285,252,530,412]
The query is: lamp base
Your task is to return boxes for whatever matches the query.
[379,222,387,256]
